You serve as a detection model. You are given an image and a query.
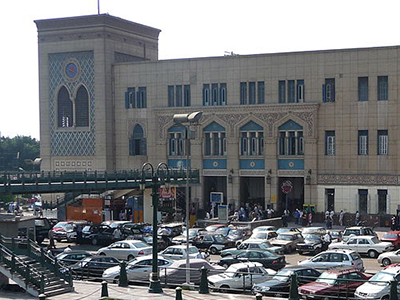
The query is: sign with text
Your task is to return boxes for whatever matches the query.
[218,205,228,223]
[210,192,223,203]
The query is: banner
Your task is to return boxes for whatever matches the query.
[158,187,176,200]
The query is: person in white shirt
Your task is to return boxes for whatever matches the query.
[113,227,122,241]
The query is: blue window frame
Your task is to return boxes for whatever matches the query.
[323,78,335,102]
[249,82,256,104]
[288,80,295,103]
[168,86,174,107]
[279,81,286,103]
[184,85,191,106]
[378,76,388,101]
[358,77,369,101]
[240,82,247,105]
[358,130,368,155]
[257,81,265,104]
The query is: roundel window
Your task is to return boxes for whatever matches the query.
[63,59,80,81]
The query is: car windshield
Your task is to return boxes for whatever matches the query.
[132,241,149,248]
[350,252,361,261]
[277,234,293,241]
[78,257,91,267]
[316,272,338,285]
[304,234,321,240]
[35,220,45,227]
[216,228,230,235]
[370,237,380,244]
[214,235,227,242]
[302,228,321,234]
[273,269,293,281]
[369,271,394,285]
[344,229,360,236]
[188,247,199,254]
[383,233,398,239]
[252,232,268,239]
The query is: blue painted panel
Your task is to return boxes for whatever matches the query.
[278,120,303,131]
[278,159,304,170]
[204,122,225,132]
[203,159,227,169]
[240,121,263,131]
[168,159,191,169]
[239,159,265,170]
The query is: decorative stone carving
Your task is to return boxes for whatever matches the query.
[202,170,228,177]
[217,114,248,137]
[127,119,147,138]
[318,174,398,185]
[293,111,315,137]
[254,112,288,137]
[239,170,266,177]
[157,115,173,139]
[278,170,305,177]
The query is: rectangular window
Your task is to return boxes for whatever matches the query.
[137,87,146,108]
[125,87,135,109]
[249,82,256,104]
[257,81,265,104]
[279,132,286,155]
[184,85,191,106]
[288,80,295,103]
[212,83,218,106]
[297,80,304,102]
[378,190,387,214]
[176,85,182,107]
[358,77,369,101]
[168,86,174,107]
[219,83,227,105]
[358,130,368,155]
[358,189,368,214]
[205,133,211,156]
[203,84,210,106]
[325,131,336,156]
[240,82,247,105]
[323,78,335,102]
[325,189,335,211]
[378,130,388,155]
[378,76,388,101]
[279,81,286,103]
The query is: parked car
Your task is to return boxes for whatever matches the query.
[253,226,278,234]
[248,231,278,242]
[342,226,377,242]
[301,227,326,235]
[298,249,364,271]
[296,233,324,255]
[381,231,400,249]
[221,240,284,257]
[205,224,227,233]
[68,256,120,279]
[97,240,152,261]
[328,229,343,243]
[218,250,286,271]
[276,227,301,234]
[252,266,321,296]
[102,255,173,283]
[224,228,251,243]
[329,235,393,258]
[101,220,131,229]
[208,262,276,291]
[157,223,184,238]
[160,245,204,260]
[354,265,400,299]
[56,251,93,267]
[120,222,152,238]
[159,259,224,285]
[299,267,370,299]
[19,217,54,244]
[50,221,76,242]
[377,248,400,267]
[192,234,235,254]
[270,232,304,253]
[171,228,203,244]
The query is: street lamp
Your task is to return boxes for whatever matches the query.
[173,111,203,285]
[140,162,171,293]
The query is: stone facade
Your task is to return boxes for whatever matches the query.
[36,14,400,217]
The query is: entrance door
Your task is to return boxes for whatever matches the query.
[240,177,265,209]
[203,176,227,217]
[278,177,304,214]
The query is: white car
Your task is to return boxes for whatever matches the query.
[329,235,393,258]
[102,255,173,283]
[298,249,364,271]
[253,226,277,234]
[248,231,278,241]
[355,265,400,299]
[160,245,204,260]
[208,262,276,291]
[378,249,400,267]
[97,240,152,260]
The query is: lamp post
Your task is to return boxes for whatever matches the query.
[173,111,203,285]
[140,162,171,294]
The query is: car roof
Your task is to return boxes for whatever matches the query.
[345,226,371,230]
[278,231,301,235]
[166,244,197,249]
[322,266,361,274]
[322,249,356,254]
[348,235,376,239]
[282,265,317,270]
[228,262,263,269]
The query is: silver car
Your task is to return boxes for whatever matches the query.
[378,249,400,266]
[329,235,393,258]
[298,249,364,271]
[97,240,152,260]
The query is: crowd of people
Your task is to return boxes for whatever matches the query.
[230,203,275,222]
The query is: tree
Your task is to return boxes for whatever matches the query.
[0,136,40,171]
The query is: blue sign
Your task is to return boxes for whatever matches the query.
[210,192,223,203]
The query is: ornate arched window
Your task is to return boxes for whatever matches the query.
[57,86,73,128]
[204,122,226,156]
[168,124,186,156]
[278,120,304,156]
[75,85,89,127]
[239,121,264,156]
[129,124,146,155]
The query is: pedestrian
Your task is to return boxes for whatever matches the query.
[113,227,122,241]
[322,232,331,250]
[339,210,344,226]
[48,229,56,249]
[392,215,397,231]
[355,211,360,225]
[64,245,72,252]
[294,209,300,225]
[325,209,330,229]
[328,209,334,229]
[76,224,83,244]
[308,211,313,226]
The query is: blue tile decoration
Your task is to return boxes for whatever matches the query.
[203,159,227,169]
[168,159,191,169]
[204,122,225,132]
[239,159,265,170]
[49,51,95,156]
[278,159,304,170]
[240,121,263,131]
[278,120,303,131]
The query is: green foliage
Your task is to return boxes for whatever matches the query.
[0,136,40,171]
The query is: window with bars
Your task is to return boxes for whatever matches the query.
[378,130,388,155]
[279,130,304,156]
[358,77,369,101]
[203,83,227,106]
[240,131,264,156]
[204,132,226,156]
[325,131,336,156]
[168,85,191,107]
[322,78,335,102]
[279,80,304,103]
[378,76,388,101]
[358,130,368,155]
[358,189,368,214]
[129,124,146,156]
[378,190,387,214]
[240,81,265,105]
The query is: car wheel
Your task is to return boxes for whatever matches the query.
[382,258,391,267]
[113,276,119,284]
[210,247,218,255]
[219,285,230,293]
[127,255,134,261]
[287,246,292,253]
[323,297,330,300]
[92,238,98,246]
[382,295,389,300]
[99,252,106,256]
[298,251,303,255]
[222,263,229,269]
[368,250,378,258]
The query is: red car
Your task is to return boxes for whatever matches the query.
[381,231,400,249]
[299,267,370,299]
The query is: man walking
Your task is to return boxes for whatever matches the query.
[339,210,344,226]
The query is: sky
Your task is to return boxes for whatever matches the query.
[1,0,400,140]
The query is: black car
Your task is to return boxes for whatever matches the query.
[192,234,236,254]
[79,225,115,246]
[296,233,324,255]
[218,250,286,271]
[252,266,321,296]
[55,251,93,266]
[68,256,120,279]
